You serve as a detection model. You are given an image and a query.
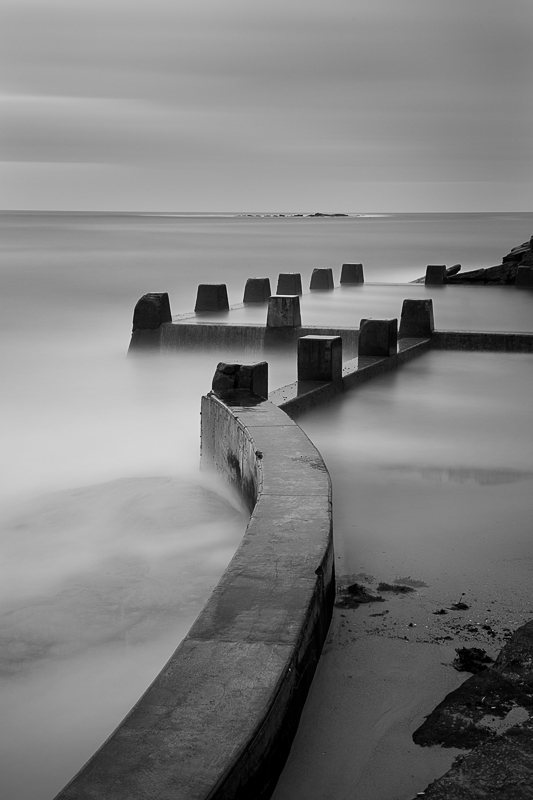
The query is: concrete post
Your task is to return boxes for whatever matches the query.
[515,266,533,287]
[425,265,447,285]
[211,362,268,400]
[243,277,271,302]
[340,263,364,284]
[195,284,230,312]
[398,298,435,339]
[358,319,397,358]
[309,268,334,291]
[276,273,303,295]
[298,335,342,382]
[128,292,172,353]
[267,296,302,328]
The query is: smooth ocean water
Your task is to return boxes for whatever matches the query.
[1,211,532,799]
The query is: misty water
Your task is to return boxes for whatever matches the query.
[1,211,532,799]
[274,348,533,800]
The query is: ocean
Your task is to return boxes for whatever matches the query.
[1,211,532,799]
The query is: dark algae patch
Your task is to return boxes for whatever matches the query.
[335,582,385,609]
[377,582,416,594]
[453,646,494,674]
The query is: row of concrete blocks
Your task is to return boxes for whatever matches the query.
[212,298,434,398]
[425,263,533,285]
[195,264,364,311]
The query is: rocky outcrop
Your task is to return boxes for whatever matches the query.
[447,236,533,285]
[412,620,533,799]
[411,237,533,285]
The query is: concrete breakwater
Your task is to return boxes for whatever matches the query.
[55,269,533,798]
[54,365,335,800]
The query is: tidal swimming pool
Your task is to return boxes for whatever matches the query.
[273,349,533,800]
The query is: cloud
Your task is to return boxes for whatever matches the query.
[0,0,531,208]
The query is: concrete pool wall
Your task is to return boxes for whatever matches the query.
[54,373,335,800]
[54,293,533,799]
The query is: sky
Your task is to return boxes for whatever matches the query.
[1,0,532,212]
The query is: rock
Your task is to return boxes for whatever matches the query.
[446,236,533,285]
[453,647,494,674]
[413,620,533,750]
[335,582,385,608]
[413,719,533,800]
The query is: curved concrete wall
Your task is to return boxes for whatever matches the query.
[55,394,334,800]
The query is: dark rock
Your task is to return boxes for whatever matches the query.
[413,718,533,800]
[413,620,533,750]
[453,647,494,674]
[377,582,415,594]
[335,582,385,608]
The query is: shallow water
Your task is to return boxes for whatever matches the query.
[274,350,533,800]
[1,211,532,798]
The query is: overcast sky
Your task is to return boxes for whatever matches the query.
[1,0,532,212]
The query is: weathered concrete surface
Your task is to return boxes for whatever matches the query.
[212,361,268,400]
[243,277,271,302]
[309,268,334,291]
[358,318,398,357]
[412,621,533,799]
[432,330,533,353]
[297,336,342,382]
[267,295,302,328]
[340,263,364,284]
[161,322,359,357]
[128,292,172,352]
[398,298,435,339]
[195,283,230,312]
[276,273,303,295]
[55,393,334,800]
[425,265,448,285]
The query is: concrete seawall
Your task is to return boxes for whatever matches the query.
[54,393,334,800]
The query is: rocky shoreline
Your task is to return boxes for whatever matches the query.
[410,621,533,799]
[412,236,533,285]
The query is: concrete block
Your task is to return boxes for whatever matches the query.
[298,336,342,382]
[358,318,397,357]
[515,266,533,287]
[309,268,334,291]
[267,296,302,328]
[212,362,268,400]
[340,263,364,284]
[195,284,230,312]
[398,298,435,338]
[132,292,172,330]
[276,273,302,295]
[425,265,447,285]
[243,277,271,302]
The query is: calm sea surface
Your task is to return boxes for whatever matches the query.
[1,211,532,799]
